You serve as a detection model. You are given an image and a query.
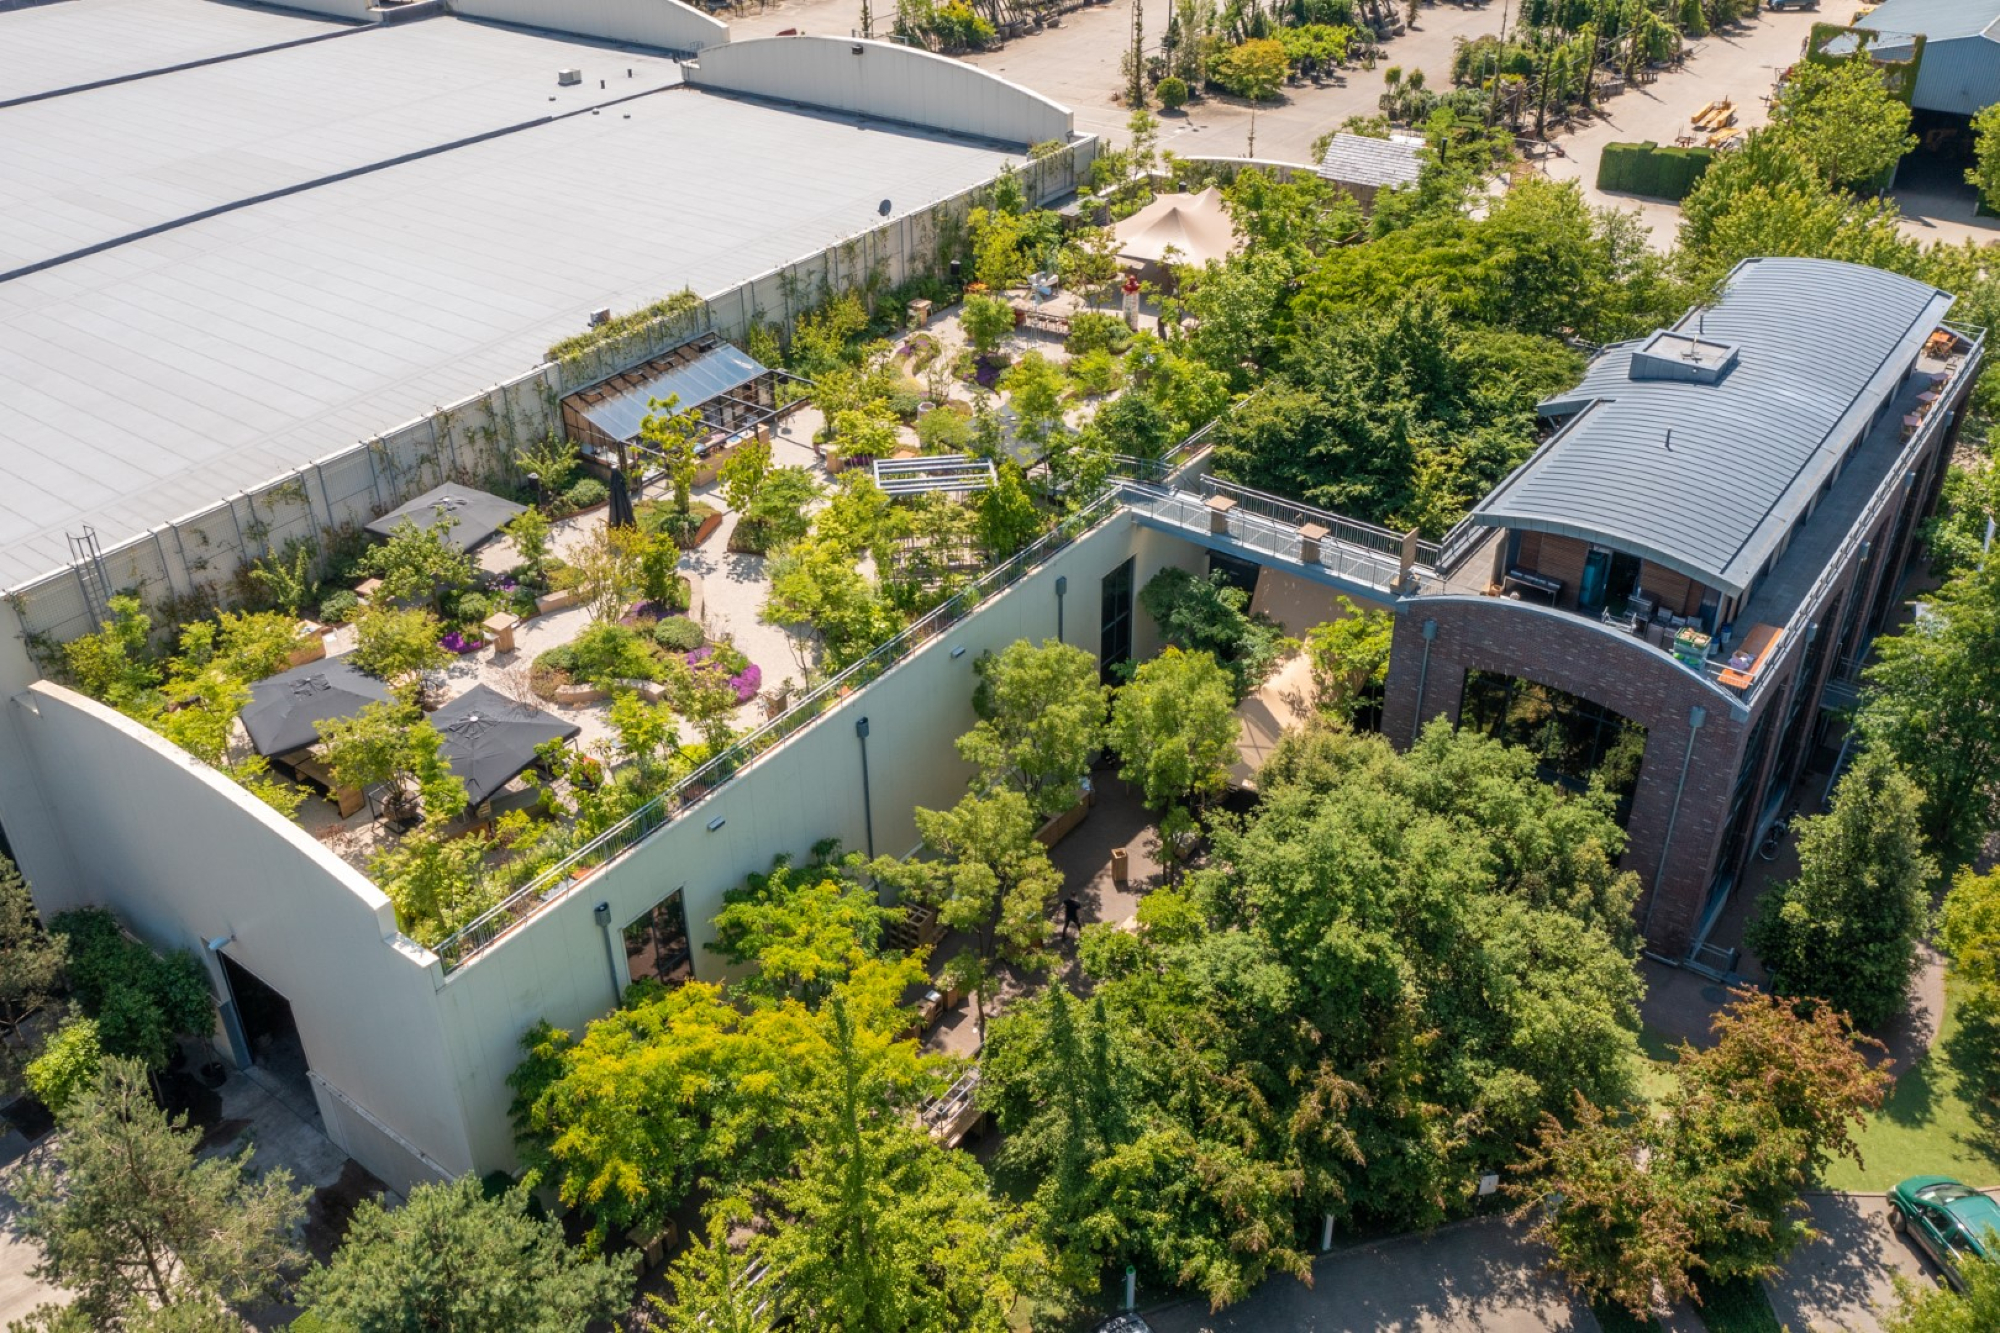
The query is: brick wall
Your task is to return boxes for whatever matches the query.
[1382,597,1763,954]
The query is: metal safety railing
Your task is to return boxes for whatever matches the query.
[1192,475,1435,564]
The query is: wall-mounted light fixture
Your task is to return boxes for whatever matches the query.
[950,645,967,659]
[205,934,234,953]
[706,815,726,832]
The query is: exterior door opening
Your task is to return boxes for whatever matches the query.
[219,954,309,1096]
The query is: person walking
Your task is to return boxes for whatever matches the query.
[1061,895,1081,940]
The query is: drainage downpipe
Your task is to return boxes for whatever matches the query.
[1409,618,1437,745]
[1640,704,1707,944]
[593,901,622,1004]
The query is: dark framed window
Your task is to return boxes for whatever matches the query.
[1099,557,1135,683]
[1460,671,1648,823]
[625,888,693,987]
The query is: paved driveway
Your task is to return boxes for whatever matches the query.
[1764,1194,1943,1333]
[1143,1216,1597,1333]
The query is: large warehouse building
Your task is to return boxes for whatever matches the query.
[0,0,1089,1190]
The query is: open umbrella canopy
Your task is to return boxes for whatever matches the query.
[241,658,394,758]
[364,483,527,553]
[429,684,581,806]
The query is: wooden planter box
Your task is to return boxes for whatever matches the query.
[285,624,328,669]
[1034,800,1089,848]
[536,588,580,615]
[675,509,723,550]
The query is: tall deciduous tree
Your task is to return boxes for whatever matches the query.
[1859,556,2000,865]
[0,853,64,1064]
[709,846,892,1005]
[652,1200,779,1333]
[358,515,475,610]
[299,1175,633,1333]
[1108,647,1241,826]
[639,392,706,518]
[1769,57,1917,191]
[958,639,1109,818]
[1304,599,1394,722]
[1747,752,1936,1029]
[10,1058,306,1330]
[1970,104,2000,214]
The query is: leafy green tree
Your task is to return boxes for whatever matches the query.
[720,433,773,517]
[1509,1095,1700,1315]
[1971,104,2000,214]
[1667,991,1888,1282]
[958,639,1109,818]
[831,404,902,461]
[514,434,580,496]
[1941,864,2000,992]
[369,825,490,948]
[0,852,64,1054]
[960,295,1016,359]
[973,462,1044,557]
[348,606,448,699]
[734,465,821,554]
[1303,599,1394,721]
[763,537,901,675]
[1770,57,1916,191]
[1138,567,1289,698]
[359,514,475,609]
[1087,392,1175,461]
[1514,991,1887,1313]
[1109,647,1241,826]
[61,595,160,709]
[1212,37,1288,101]
[1886,1251,2000,1331]
[1747,752,1936,1029]
[48,909,213,1071]
[651,1200,779,1333]
[508,955,932,1246]
[759,997,1048,1332]
[562,522,643,623]
[1001,352,1068,447]
[710,846,893,1005]
[640,392,707,519]
[298,1175,632,1333]
[10,1057,305,1330]
[503,505,551,581]
[25,1017,101,1115]
[1858,555,2000,865]
[874,791,1062,1039]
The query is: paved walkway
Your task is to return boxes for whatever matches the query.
[1764,1193,1938,1333]
[1144,1215,1598,1333]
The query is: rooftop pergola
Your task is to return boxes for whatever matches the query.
[871,454,997,497]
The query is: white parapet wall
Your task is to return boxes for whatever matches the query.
[683,36,1074,148]
[434,518,1206,1167]
[4,681,472,1195]
[450,0,728,52]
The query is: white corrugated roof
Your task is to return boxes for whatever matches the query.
[0,6,1016,590]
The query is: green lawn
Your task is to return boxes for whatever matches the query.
[1631,990,2000,1192]
[1824,977,2000,1191]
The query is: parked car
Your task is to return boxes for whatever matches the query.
[1766,0,1818,9]
[1095,1318,1154,1333]
[1889,1175,2000,1290]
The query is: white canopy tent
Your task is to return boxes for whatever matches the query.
[1112,188,1239,268]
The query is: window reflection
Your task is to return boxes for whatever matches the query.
[625,889,693,987]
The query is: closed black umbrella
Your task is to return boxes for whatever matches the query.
[607,465,636,531]
[241,658,394,758]
[430,685,582,806]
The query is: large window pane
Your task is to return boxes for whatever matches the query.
[1461,672,1647,822]
[625,889,693,987]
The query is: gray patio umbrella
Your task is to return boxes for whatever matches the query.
[240,658,394,758]
[429,685,582,806]
[364,483,527,553]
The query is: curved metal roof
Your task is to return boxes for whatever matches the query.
[1473,258,1953,596]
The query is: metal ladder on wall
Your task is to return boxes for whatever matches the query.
[66,527,113,630]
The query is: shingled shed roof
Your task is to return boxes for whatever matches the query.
[1315,132,1423,190]
[1473,258,1954,597]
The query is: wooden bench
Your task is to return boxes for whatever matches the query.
[1717,623,1783,690]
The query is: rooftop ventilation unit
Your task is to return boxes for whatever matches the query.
[1629,329,1739,385]
[557,68,582,86]
[588,308,612,327]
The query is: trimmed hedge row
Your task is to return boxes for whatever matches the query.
[1597,141,1718,201]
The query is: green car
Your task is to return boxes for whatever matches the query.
[1888,1175,2000,1290]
